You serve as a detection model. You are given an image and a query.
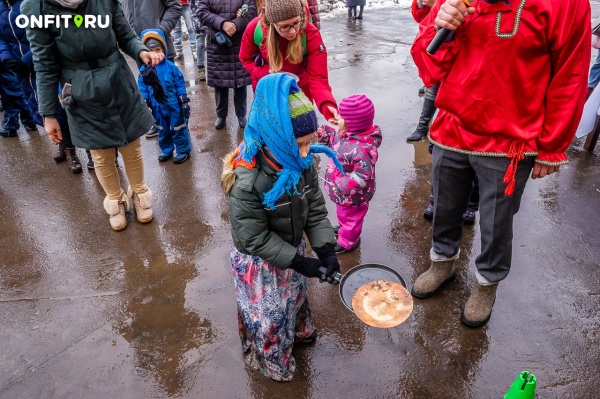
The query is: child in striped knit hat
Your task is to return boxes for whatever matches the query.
[317,94,382,253]
[222,74,344,381]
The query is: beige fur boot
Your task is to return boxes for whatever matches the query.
[127,185,153,223]
[461,282,498,328]
[411,248,458,299]
[103,192,130,231]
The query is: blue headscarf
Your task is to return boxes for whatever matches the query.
[239,74,344,209]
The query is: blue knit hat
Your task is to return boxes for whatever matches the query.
[239,73,344,209]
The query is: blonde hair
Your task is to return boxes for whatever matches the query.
[262,9,307,72]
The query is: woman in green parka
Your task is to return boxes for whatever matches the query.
[21,0,163,231]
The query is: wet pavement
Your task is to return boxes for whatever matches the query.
[1,6,600,399]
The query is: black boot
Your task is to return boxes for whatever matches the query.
[53,142,66,162]
[65,147,83,174]
[407,98,437,142]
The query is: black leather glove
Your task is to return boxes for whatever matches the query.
[140,62,167,103]
[4,59,28,74]
[145,98,152,108]
[289,253,324,279]
[314,244,341,285]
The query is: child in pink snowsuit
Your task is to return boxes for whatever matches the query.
[317,94,382,253]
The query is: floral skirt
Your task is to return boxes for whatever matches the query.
[230,241,315,381]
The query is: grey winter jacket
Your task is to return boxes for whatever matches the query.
[121,0,182,60]
[195,0,255,88]
[224,151,336,269]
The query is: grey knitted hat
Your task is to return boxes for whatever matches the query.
[264,0,303,24]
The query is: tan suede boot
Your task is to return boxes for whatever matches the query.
[127,186,153,223]
[411,259,456,299]
[461,283,498,328]
[103,192,130,231]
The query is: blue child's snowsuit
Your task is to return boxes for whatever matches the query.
[0,0,42,127]
[0,69,34,130]
[137,44,191,157]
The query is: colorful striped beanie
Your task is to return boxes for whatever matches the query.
[339,94,375,133]
[240,73,344,209]
[289,90,318,138]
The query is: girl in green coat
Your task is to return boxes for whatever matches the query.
[22,0,163,231]
[222,73,342,381]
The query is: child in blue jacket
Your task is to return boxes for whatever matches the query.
[138,29,192,164]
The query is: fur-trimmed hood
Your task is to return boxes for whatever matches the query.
[221,150,237,194]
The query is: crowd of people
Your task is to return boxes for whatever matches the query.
[0,0,593,384]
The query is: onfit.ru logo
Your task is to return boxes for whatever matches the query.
[15,14,110,29]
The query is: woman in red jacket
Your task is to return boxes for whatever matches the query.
[239,0,337,121]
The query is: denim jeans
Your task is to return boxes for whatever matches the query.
[173,5,196,47]
[589,50,600,88]
[196,30,206,67]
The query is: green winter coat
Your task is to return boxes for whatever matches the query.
[222,150,337,270]
[21,0,155,150]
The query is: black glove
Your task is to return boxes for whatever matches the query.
[314,244,341,285]
[182,103,190,119]
[140,62,167,103]
[289,253,324,279]
[178,95,190,119]
[4,59,28,74]
[145,98,152,108]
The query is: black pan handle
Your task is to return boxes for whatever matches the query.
[318,266,343,284]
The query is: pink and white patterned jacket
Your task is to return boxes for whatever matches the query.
[317,124,382,207]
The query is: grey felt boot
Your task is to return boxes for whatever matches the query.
[411,258,456,299]
[461,282,498,328]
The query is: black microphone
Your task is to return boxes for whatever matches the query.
[426,28,453,55]
[426,0,471,55]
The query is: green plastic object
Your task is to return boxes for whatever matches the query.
[504,371,537,399]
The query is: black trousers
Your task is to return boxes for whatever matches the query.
[56,104,73,148]
[214,86,247,119]
[431,146,534,283]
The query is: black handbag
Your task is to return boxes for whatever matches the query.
[215,31,232,47]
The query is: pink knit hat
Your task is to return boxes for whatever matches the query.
[338,94,375,133]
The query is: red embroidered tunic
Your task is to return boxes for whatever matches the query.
[411,0,590,192]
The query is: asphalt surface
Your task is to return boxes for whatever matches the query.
[1,6,599,399]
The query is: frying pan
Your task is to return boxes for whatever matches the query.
[319,263,407,311]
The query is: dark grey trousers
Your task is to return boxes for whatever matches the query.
[431,146,535,283]
[215,86,247,119]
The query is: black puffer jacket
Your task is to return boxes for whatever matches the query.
[195,0,256,88]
